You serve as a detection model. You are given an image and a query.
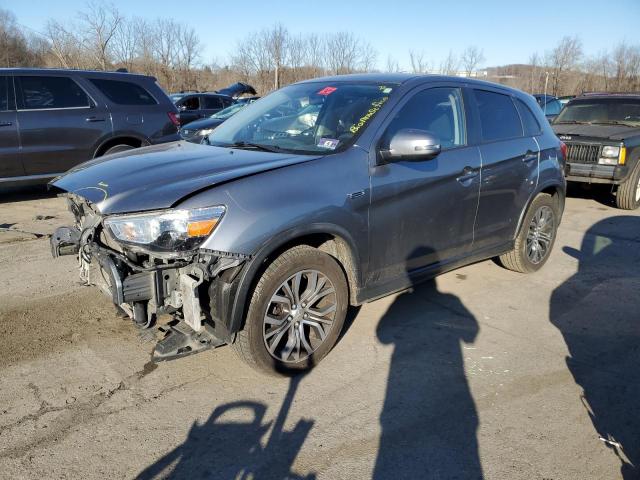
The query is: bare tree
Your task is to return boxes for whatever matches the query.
[460,46,485,77]
[409,50,429,73]
[266,24,288,89]
[112,17,138,71]
[45,19,85,69]
[547,36,583,95]
[77,1,122,70]
[386,55,400,73]
[439,50,458,75]
[0,8,44,67]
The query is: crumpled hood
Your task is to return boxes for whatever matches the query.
[553,123,640,141]
[51,141,318,214]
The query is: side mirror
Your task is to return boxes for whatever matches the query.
[379,129,442,163]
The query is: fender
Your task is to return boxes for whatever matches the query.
[212,222,363,341]
[514,178,566,240]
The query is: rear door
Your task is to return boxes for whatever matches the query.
[0,75,22,178]
[16,75,111,175]
[201,95,225,117]
[470,88,539,250]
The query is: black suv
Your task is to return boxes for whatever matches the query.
[553,93,640,209]
[172,93,235,126]
[0,69,180,186]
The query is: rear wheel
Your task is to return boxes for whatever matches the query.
[615,163,640,210]
[103,144,135,156]
[498,193,558,273]
[233,245,348,375]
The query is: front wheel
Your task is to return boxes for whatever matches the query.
[233,245,348,375]
[616,163,640,210]
[498,193,559,273]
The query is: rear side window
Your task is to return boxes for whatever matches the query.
[202,96,223,109]
[384,87,466,149]
[18,76,90,109]
[89,78,157,105]
[515,99,542,136]
[474,90,523,142]
[0,76,10,111]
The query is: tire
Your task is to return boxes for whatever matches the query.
[103,144,135,156]
[498,193,559,274]
[615,163,640,210]
[233,245,348,376]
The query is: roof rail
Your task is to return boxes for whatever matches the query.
[580,91,640,96]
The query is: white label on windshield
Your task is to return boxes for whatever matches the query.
[317,138,339,150]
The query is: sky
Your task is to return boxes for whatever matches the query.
[4,0,640,70]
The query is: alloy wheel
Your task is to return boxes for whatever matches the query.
[262,270,337,363]
[526,205,555,264]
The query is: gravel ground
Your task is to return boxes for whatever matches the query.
[0,185,638,480]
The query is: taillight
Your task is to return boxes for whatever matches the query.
[168,112,180,127]
[559,141,567,161]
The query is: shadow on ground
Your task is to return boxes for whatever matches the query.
[136,374,315,479]
[373,246,483,479]
[566,182,616,208]
[550,216,640,479]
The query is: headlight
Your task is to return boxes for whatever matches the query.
[598,145,626,165]
[601,146,620,158]
[104,206,225,253]
[198,128,216,137]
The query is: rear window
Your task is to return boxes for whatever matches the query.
[89,78,157,105]
[202,96,223,109]
[18,76,90,109]
[515,99,542,136]
[474,90,523,142]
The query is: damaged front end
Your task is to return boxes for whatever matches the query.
[51,194,248,362]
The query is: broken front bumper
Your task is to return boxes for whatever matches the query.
[50,224,246,362]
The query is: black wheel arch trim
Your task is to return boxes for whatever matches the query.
[211,223,362,342]
[93,133,149,158]
[514,180,566,240]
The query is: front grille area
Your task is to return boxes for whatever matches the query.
[566,143,601,164]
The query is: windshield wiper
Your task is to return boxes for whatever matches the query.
[590,120,637,127]
[554,120,592,125]
[227,141,283,153]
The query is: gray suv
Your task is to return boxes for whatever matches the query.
[50,74,566,375]
[0,68,179,185]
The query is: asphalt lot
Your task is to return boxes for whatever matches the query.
[0,185,638,480]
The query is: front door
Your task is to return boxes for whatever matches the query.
[16,75,110,175]
[368,86,481,286]
[0,75,22,178]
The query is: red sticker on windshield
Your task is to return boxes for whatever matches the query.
[317,86,337,96]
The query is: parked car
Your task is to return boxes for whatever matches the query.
[0,68,180,186]
[180,100,256,143]
[534,94,563,122]
[173,93,235,126]
[50,74,566,375]
[558,95,575,107]
[552,92,640,209]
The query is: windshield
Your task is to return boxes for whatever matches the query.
[206,82,396,154]
[554,98,640,126]
[211,103,245,119]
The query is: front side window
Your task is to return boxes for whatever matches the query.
[554,98,640,126]
[207,82,396,154]
[180,96,200,111]
[382,87,466,149]
[89,79,157,105]
[0,76,10,111]
[18,76,90,109]
[474,90,523,142]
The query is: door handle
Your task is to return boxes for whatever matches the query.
[522,150,538,163]
[85,116,106,122]
[456,166,479,185]
[0,121,12,127]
